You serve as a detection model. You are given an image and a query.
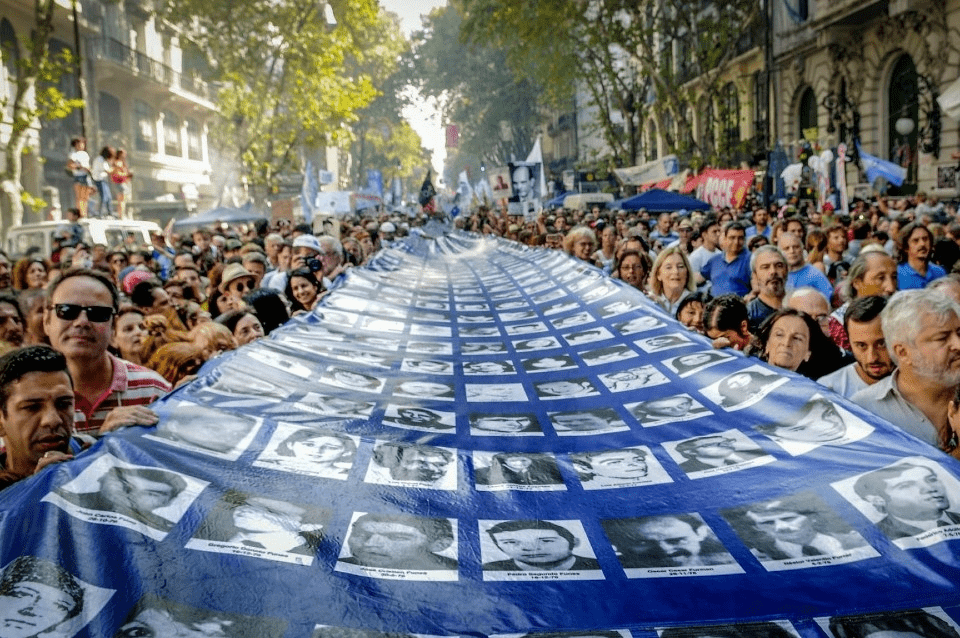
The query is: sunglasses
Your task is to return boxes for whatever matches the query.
[52,304,115,322]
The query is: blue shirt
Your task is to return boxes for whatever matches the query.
[745,225,771,239]
[701,250,751,296]
[897,262,946,290]
[787,264,834,301]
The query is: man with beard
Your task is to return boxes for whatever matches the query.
[0,251,12,294]
[369,443,453,484]
[819,296,894,398]
[746,246,787,332]
[0,293,25,347]
[854,462,960,539]
[852,289,960,447]
[897,222,946,290]
[602,514,736,568]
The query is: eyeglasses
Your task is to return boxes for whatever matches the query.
[52,304,115,322]
[230,280,254,293]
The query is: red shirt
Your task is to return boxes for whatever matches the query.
[73,354,170,433]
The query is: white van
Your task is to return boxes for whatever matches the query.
[5,219,162,258]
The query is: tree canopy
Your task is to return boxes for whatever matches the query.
[158,0,394,193]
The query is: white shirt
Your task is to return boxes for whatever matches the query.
[817,363,869,399]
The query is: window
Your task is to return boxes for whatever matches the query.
[798,87,818,139]
[99,92,121,133]
[721,82,740,152]
[162,110,181,155]
[186,118,202,160]
[134,99,157,152]
[0,19,18,121]
[754,72,769,150]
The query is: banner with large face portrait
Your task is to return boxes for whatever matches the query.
[1,225,960,638]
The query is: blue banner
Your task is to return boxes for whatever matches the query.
[2,225,960,637]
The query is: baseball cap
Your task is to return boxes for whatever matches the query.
[292,234,322,254]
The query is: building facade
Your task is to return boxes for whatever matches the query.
[0,0,217,225]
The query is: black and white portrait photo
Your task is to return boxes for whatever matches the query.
[635,333,694,354]
[335,512,459,581]
[663,429,775,478]
[663,351,735,378]
[824,608,960,638]
[320,367,386,394]
[400,358,454,375]
[187,490,328,565]
[294,392,375,418]
[253,424,358,480]
[474,452,565,491]
[479,519,603,581]
[364,442,457,490]
[145,402,261,460]
[599,366,670,393]
[755,395,874,456]
[0,556,114,638]
[521,355,578,373]
[463,360,517,376]
[470,413,543,436]
[514,336,562,352]
[548,408,630,436]
[658,621,799,638]
[580,345,639,367]
[562,327,614,347]
[722,492,877,571]
[43,454,206,541]
[461,342,507,355]
[393,380,456,401]
[382,405,456,432]
[532,378,601,400]
[504,322,548,336]
[465,382,528,402]
[550,312,594,330]
[700,366,788,412]
[459,326,501,338]
[832,457,960,550]
[405,341,453,356]
[114,595,286,637]
[613,315,665,335]
[571,446,672,489]
[626,394,711,427]
[601,513,743,577]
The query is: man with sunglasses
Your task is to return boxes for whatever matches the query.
[43,269,170,435]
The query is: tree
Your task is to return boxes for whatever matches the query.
[158,0,391,197]
[408,1,543,181]
[459,0,760,168]
[0,0,83,236]
[348,11,430,196]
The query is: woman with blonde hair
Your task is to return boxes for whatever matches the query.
[649,246,696,316]
[139,313,190,364]
[147,341,205,387]
[563,226,597,262]
[189,321,237,360]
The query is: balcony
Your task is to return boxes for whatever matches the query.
[89,37,214,105]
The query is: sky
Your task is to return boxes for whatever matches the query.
[379,0,449,179]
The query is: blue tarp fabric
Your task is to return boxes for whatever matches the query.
[618,189,711,212]
[2,225,960,637]
[172,201,267,229]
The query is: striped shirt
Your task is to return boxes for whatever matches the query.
[74,354,171,433]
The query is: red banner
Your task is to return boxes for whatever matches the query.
[694,169,755,209]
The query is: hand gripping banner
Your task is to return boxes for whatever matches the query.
[2,225,960,638]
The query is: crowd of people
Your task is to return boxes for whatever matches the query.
[458,190,960,461]
[1,187,960,490]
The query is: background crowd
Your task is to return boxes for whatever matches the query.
[1,187,960,487]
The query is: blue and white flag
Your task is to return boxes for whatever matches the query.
[301,159,320,223]
[857,142,908,187]
[1,225,960,637]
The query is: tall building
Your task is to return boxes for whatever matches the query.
[0,0,217,225]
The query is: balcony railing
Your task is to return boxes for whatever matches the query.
[90,38,213,103]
